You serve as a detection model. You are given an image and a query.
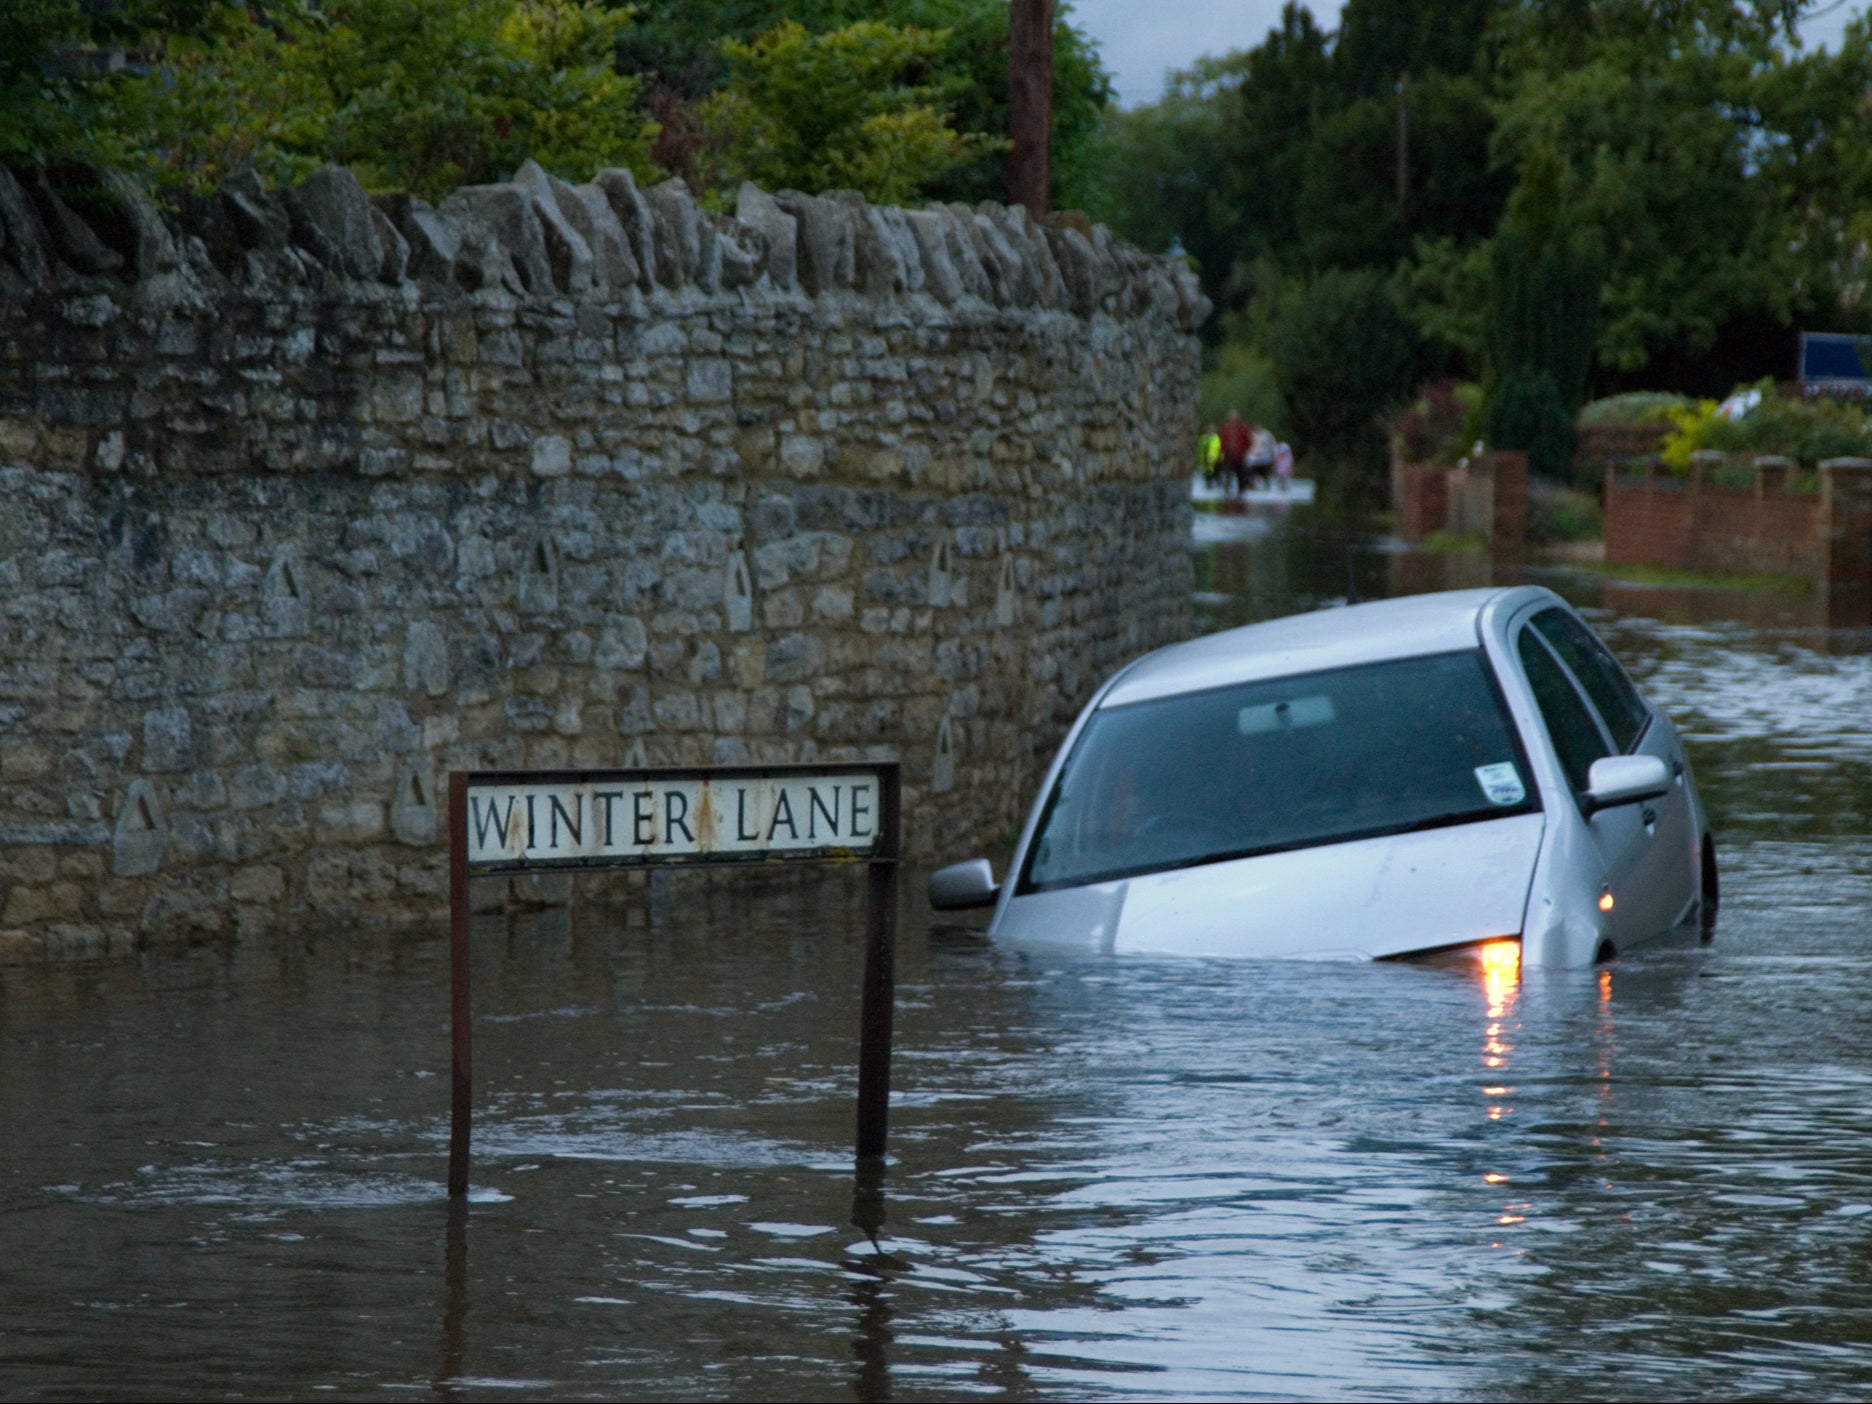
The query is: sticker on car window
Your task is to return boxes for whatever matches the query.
[1474,762,1525,806]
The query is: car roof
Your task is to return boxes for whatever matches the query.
[1101,588,1546,708]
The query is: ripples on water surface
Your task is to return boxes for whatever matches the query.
[2,511,1870,1400]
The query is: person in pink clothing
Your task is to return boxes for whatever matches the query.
[1273,440,1294,492]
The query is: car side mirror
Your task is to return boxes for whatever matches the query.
[1583,754,1671,815]
[928,858,999,911]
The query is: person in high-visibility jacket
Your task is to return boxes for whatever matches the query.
[1197,424,1222,484]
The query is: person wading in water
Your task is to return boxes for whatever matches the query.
[1217,410,1251,498]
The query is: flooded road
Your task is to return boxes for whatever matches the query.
[4,504,1871,1400]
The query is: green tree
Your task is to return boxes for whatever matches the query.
[1264,266,1428,472]
[694,19,997,205]
[1228,2,1336,269]
[5,0,659,200]
[0,0,221,166]
[1477,147,1601,474]
[128,0,657,199]
[1082,53,1251,280]
[623,0,1111,209]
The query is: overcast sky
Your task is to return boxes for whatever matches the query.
[1069,0,1865,109]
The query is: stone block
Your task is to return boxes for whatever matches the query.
[518,534,560,615]
[26,167,122,275]
[686,359,732,403]
[263,548,311,637]
[712,213,768,290]
[391,757,437,846]
[724,552,755,631]
[111,779,168,877]
[531,435,572,476]
[229,864,286,904]
[780,435,825,478]
[142,706,193,772]
[764,634,827,684]
[404,620,450,696]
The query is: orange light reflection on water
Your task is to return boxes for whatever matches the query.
[1479,940,1522,1213]
[1480,939,1520,1013]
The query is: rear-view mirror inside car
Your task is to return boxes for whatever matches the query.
[1237,695,1335,735]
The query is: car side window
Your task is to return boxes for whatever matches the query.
[1530,607,1649,752]
[1516,627,1611,793]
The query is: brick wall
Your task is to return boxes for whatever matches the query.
[1393,451,1526,553]
[1604,457,1872,623]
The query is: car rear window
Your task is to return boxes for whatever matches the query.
[1021,649,1539,893]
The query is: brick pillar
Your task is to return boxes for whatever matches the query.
[1489,450,1528,561]
[1819,457,1872,627]
[1396,462,1448,542]
[1753,454,1793,498]
[1687,450,1725,573]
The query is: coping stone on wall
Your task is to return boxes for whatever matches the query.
[374,193,459,284]
[591,168,659,291]
[0,158,1199,334]
[646,179,703,290]
[283,165,387,282]
[538,168,640,292]
[775,191,856,296]
[513,160,597,297]
[441,183,552,296]
[734,184,797,293]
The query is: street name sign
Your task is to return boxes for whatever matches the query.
[446,763,901,1198]
[463,770,887,870]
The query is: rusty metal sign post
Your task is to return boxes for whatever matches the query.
[445,762,901,1198]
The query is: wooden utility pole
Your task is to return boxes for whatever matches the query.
[1007,0,1053,215]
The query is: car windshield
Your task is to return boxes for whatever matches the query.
[1021,649,1540,892]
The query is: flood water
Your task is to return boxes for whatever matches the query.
[5,501,1871,1400]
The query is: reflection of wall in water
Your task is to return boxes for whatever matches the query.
[1600,582,1832,632]
[1385,548,1506,598]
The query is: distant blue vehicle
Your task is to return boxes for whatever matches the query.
[1799,332,1870,391]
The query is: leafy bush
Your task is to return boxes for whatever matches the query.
[1660,380,1872,471]
[1577,391,1693,428]
[1527,479,1602,543]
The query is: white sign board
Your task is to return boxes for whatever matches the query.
[463,769,886,871]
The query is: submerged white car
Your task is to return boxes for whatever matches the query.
[930,587,1717,968]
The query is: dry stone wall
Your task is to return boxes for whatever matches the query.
[0,161,1204,957]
